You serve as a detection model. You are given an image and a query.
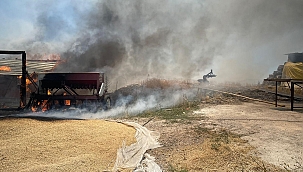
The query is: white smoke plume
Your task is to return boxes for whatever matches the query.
[19,86,197,119]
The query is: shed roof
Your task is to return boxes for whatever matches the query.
[0,59,59,75]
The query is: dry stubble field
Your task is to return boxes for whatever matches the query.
[0,118,136,171]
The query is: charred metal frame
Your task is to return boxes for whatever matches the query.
[0,50,26,108]
[27,72,107,110]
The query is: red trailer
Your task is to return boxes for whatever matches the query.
[27,72,111,112]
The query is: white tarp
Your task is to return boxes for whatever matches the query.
[134,153,162,172]
[113,122,162,172]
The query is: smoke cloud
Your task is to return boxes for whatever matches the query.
[1,0,303,85]
[20,86,197,119]
[55,0,215,87]
[207,0,303,83]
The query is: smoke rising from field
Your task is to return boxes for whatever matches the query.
[2,0,303,85]
[20,86,197,119]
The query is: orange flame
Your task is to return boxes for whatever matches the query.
[17,76,33,86]
[63,92,71,105]
[17,73,38,92]
[31,105,38,112]
[41,100,49,112]
[0,66,11,71]
[31,100,49,112]
[65,100,71,106]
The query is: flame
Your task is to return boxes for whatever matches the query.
[0,66,11,71]
[65,100,71,106]
[41,100,49,112]
[26,78,32,85]
[31,106,37,112]
[47,89,51,95]
[31,100,49,112]
[17,73,38,92]
[63,92,70,105]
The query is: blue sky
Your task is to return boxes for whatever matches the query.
[0,0,96,48]
[0,1,36,41]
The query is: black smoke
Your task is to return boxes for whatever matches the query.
[55,0,214,88]
[3,0,303,86]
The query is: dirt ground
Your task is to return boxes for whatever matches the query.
[138,101,303,171]
[195,102,303,168]
[128,85,303,171]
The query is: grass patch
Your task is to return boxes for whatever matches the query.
[194,126,244,151]
[134,101,205,123]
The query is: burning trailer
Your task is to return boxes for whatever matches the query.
[26,72,111,112]
[0,50,111,112]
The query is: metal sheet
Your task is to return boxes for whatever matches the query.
[0,59,59,75]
